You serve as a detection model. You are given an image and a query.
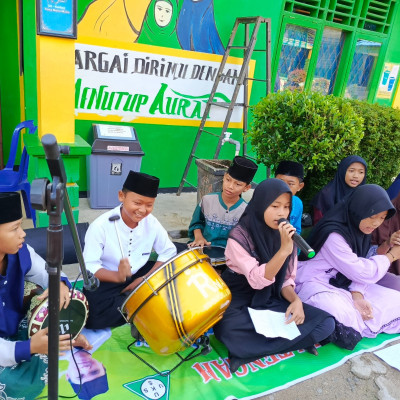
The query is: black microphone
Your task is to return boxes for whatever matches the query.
[278,218,315,259]
[84,272,100,291]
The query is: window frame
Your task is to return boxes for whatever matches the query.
[273,14,389,102]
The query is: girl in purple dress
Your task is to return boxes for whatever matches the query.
[296,184,400,349]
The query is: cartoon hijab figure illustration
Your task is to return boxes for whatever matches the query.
[177,0,225,55]
[78,0,151,43]
[136,0,181,49]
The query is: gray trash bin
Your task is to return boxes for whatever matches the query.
[87,124,144,208]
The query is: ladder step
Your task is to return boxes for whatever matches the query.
[183,179,197,188]
[210,102,245,108]
[247,77,268,82]
[211,102,230,109]
[253,49,268,52]
[202,129,220,137]
[227,45,249,50]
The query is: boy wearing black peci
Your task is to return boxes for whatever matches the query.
[83,171,177,329]
[0,192,91,399]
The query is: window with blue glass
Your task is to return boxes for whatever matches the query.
[275,24,316,92]
[311,28,345,95]
[344,40,382,100]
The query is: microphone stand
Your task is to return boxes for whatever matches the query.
[41,136,66,400]
[35,134,99,400]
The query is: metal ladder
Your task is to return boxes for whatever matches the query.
[176,16,271,196]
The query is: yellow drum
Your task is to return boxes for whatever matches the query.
[121,248,231,355]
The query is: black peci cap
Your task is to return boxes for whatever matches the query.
[227,156,258,184]
[0,192,23,224]
[122,171,160,198]
[275,161,304,180]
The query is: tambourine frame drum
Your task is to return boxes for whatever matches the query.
[28,290,89,340]
[121,248,231,355]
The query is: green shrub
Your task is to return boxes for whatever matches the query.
[349,100,400,189]
[249,90,364,209]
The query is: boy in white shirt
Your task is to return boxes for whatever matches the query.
[83,171,176,329]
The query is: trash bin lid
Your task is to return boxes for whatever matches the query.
[92,140,145,155]
[93,124,138,142]
[91,124,145,155]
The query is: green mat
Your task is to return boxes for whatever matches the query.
[41,324,399,400]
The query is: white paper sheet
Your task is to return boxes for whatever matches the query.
[374,343,400,371]
[248,308,301,340]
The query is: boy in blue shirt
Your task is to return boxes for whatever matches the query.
[275,160,305,234]
[188,156,258,249]
[0,192,91,399]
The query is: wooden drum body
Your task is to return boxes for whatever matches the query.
[121,248,231,355]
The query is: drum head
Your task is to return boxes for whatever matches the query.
[28,290,89,339]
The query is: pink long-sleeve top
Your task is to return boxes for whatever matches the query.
[225,238,297,291]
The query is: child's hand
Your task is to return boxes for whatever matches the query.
[73,333,93,350]
[278,220,295,256]
[285,298,305,325]
[37,284,71,311]
[30,327,73,356]
[121,276,142,294]
[389,230,400,247]
[188,237,211,248]
[353,298,373,320]
[30,327,50,355]
[118,258,132,282]
[60,283,71,309]
[58,333,74,356]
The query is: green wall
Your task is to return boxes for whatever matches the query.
[74,0,283,190]
[2,0,400,191]
[0,0,22,165]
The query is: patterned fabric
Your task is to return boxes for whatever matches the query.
[188,192,247,247]
[0,318,48,400]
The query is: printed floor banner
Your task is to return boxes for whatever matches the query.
[41,326,400,400]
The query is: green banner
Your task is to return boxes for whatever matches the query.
[44,326,399,400]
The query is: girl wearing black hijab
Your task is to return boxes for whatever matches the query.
[296,184,400,350]
[311,155,367,225]
[214,179,335,373]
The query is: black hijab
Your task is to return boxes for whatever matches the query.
[229,179,292,301]
[302,184,395,287]
[311,155,368,215]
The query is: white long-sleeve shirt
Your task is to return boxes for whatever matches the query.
[83,205,177,275]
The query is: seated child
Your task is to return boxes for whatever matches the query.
[83,170,177,329]
[296,184,400,350]
[0,192,91,400]
[311,155,367,225]
[188,156,258,248]
[213,179,335,373]
[275,160,305,234]
[386,173,400,200]
[370,191,400,291]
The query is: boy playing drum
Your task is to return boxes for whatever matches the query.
[83,171,177,329]
[0,192,91,399]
